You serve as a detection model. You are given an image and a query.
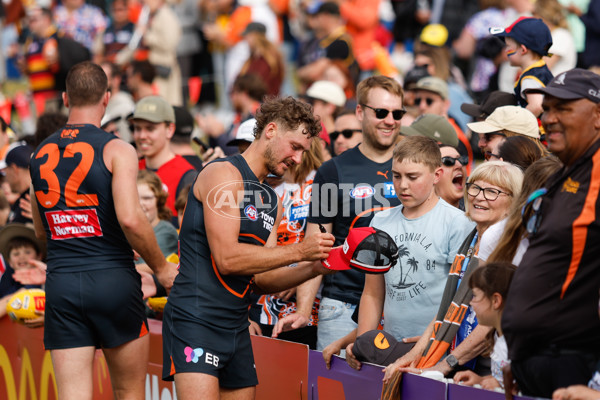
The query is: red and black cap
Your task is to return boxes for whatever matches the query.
[321,227,399,274]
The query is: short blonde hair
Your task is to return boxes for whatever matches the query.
[393,136,441,172]
[464,161,523,219]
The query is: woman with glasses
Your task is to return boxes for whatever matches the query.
[436,146,468,209]
[383,161,523,382]
[481,156,562,265]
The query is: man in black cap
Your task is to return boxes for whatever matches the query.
[502,68,600,398]
[170,106,203,170]
[1,142,34,224]
[460,90,518,122]
[297,1,360,88]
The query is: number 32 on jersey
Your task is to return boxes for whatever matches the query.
[34,142,99,209]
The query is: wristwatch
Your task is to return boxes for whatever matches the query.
[445,354,459,370]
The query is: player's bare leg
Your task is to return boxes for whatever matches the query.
[51,346,96,400]
[221,386,256,400]
[103,334,149,399]
[175,372,220,400]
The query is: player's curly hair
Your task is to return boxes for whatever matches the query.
[254,97,321,139]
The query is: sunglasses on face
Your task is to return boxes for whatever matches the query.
[441,155,469,167]
[484,151,501,161]
[483,132,506,142]
[330,129,361,141]
[361,104,406,121]
[414,97,435,107]
[521,188,547,235]
[466,182,511,201]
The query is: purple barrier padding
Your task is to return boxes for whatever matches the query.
[447,380,546,400]
[308,351,384,400]
[448,382,505,400]
[401,372,446,400]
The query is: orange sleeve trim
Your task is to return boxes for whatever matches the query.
[211,255,251,298]
[561,150,600,299]
[239,233,266,245]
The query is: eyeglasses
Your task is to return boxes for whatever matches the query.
[484,151,501,161]
[330,129,362,141]
[361,104,406,121]
[483,132,506,142]
[466,182,511,201]
[441,156,468,167]
[521,188,547,234]
[414,97,435,107]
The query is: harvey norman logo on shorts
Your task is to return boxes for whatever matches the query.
[45,209,103,240]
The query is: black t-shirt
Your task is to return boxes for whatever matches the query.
[502,140,600,361]
[8,190,33,224]
[308,146,400,304]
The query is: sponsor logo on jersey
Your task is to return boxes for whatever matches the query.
[289,204,309,222]
[60,128,79,139]
[562,177,579,194]
[383,182,396,198]
[349,185,375,199]
[244,205,258,221]
[45,209,103,240]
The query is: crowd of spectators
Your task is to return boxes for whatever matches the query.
[0,0,599,398]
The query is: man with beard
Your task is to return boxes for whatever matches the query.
[161,97,335,399]
[272,75,405,352]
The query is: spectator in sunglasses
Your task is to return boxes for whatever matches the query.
[413,77,474,173]
[331,110,362,156]
[468,105,544,156]
[437,147,468,209]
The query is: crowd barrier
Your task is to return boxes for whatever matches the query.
[0,317,539,399]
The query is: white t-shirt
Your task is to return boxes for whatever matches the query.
[477,218,529,265]
[548,27,577,76]
[491,333,510,388]
[371,199,475,339]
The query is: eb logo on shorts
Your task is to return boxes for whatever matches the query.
[184,346,219,366]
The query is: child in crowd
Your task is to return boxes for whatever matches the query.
[453,262,517,389]
[0,223,45,322]
[345,136,475,368]
[492,17,554,117]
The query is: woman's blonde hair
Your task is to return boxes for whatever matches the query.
[534,0,568,29]
[464,161,524,219]
[137,170,172,221]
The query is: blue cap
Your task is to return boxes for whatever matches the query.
[1,142,33,170]
[491,17,553,56]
